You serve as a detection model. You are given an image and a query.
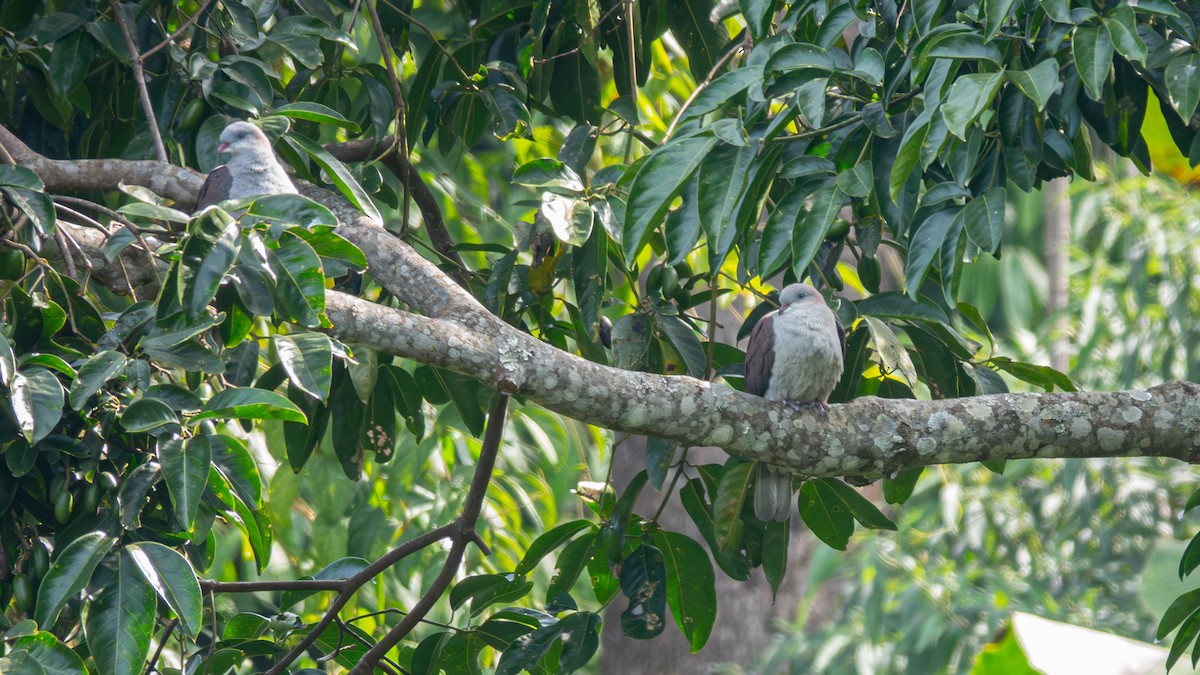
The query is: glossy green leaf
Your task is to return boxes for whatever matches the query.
[792,183,845,278]
[1166,53,1200,122]
[890,114,930,203]
[713,461,754,552]
[267,230,325,328]
[653,530,716,652]
[126,542,203,639]
[558,611,602,671]
[963,186,1005,254]
[1006,60,1058,112]
[513,158,585,192]
[158,435,211,532]
[645,436,677,490]
[883,467,924,504]
[697,143,755,268]
[1158,589,1200,640]
[194,386,307,423]
[623,136,717,261]
[6,631,89,674]
[121,397,179,432]
[1102,5,1146,64]
[11,367,63,444]
[270,101,361,131]
[762,518,789,600]
[547,532,599,602]
[818,478,897,530]
[188,222,241,320]
[619,544,667,639]
[1073,23,1114,101]
[496,621,564,675]
[69,350,127,410]
[904,207,961,299]
[984,0,1017,38]
[36,531,117,628]
[283,133,382,222]
[84,551,156,675]
[942,70,1005,139]
[656,314,707,378]
[515,520,596,575]
[797,480,854,550]
[274,332,333,401]
[244,194,338,229]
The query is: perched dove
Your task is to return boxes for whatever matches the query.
[194,121,297,211]
[743,283,846,521]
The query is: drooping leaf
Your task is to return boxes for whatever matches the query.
[158,435,211,532]
[84,551,156,675]
[193,387,308,423]
[623,137,717,261]
[36,532,117,628]
[653,530,717,652]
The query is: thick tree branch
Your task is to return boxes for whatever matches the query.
[7,129,1200,482]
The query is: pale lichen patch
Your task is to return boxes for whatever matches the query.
[1130,389,1152,402]
[1069,417,1092,440]
[917,436,937,455]
[708,425,734,445]
[1097,427,1126,451]
[1120,407,1143,423]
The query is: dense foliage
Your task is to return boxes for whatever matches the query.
[1,0,1199,673]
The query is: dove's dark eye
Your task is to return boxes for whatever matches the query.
[238,132,248,139]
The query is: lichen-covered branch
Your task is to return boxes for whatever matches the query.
[7,126,1200,481]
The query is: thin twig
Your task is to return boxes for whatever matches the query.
[262,523,458,675]
[143,618,179,675]
[348,395,510,674]
[364,0,413,237]
[54,230,77,277]
[664,30,748,139]
[110,0,167,162]
[140,0,214,59]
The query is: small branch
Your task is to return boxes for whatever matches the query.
[664,32,747,139]
[263,522,457,675]
[110,0,168,162]
[364,0,413,236]
[141,0,214,59]
[143,618,178,675]
[349,395,510,674]
[323,137,468,284]
[200,579,345,593]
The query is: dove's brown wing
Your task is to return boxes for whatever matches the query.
[743,311,776,397]
[194,165,231,211]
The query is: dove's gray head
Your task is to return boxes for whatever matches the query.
[778,283,823,313]
[217,121,272,157]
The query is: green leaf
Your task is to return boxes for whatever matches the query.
[244,194,339,229]
[193,386,308,423]
[558,612,602,671]
[1006,59,1058,112]
[623,136,717,261]
[126,542,203,639]
[792,183,845,278]
[963,186,1005,254]
[645,436,677,490]
[158,435,211,532]
[69,351,127,410]
[890,114,930,203]
[682,66,763,120]
[547,532,599,602]
[84,551,156,675]
[619,544,668,639]
[0,332,15,386]
[1158,589,1200,640]
[758,186,803,276]
[496,622,564,675]
[1168,608,1200,671]
[942,70,1005,140]
[267,230,325,328]
[655,314,707,378]
[884,467,924,504]
[36,531,117,628]
[449,573,533,617]
[513,158,585,193]
[653,531,716,652]
[666,0,728,80]
[697,144,755,269]
[187,222,241,320]
[6,631,89,674]
[118,462,162,531]
[206,466,272,572]
[1073,23,1114,101]
[283,133,382,223]
[762,518,789,600]
[834,161,873,199]
[818,478,897,530]
[856,292,950,324]
[984,0,1017,39]
[0,185,56,237]
[904,207,961,299]
[797,480,854,550]
[1103,4,1147,64]
[121,397,179,433]
[515,521,595,575]
[713,461,754,552]
[274,332,333,401]
[269,102,361,131]
[1166,53,1200,122]
[12,368,64,444]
